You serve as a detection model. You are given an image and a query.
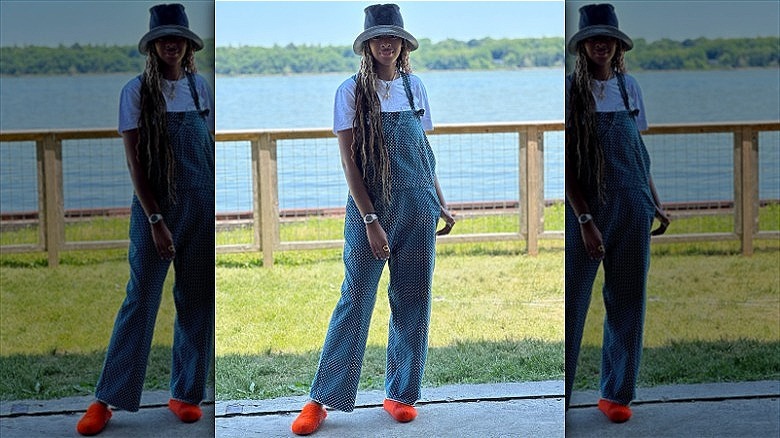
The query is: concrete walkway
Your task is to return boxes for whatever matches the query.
[215,381,564,438]
[566,380,780,438]
[1,380,778,437]
[0,390,215,438]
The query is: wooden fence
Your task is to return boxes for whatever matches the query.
[0,121,778,267]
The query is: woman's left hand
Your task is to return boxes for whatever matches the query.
[651,206,671,236]
[436,206,455,236]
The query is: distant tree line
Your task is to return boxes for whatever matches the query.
[0,39,215,76]
[626,37,779,70]
[1,36,777,76]
[214,37,565,75]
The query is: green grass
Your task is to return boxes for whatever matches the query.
[3,202,778,248]
[573,239,780,391]
[217,204,567,246]
[0,204,778,401]
[0,258,182,399]
[216,339,564,400]
[215,240,565,400]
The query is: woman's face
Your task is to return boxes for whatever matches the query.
[154,36,188,68]
[583,36,618,68]
[368,35,403,68]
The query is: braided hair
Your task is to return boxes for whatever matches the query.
[352,40,412,206]
[137,40,198,205]
[566,41,626,202]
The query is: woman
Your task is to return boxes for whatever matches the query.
[76,4,214,435]
[291,4,454,435]
[564,3,670,423]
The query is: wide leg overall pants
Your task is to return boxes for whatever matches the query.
[565,74,656,406]
[310,74,441,412]
[95,100,215,412]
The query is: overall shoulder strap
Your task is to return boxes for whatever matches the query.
[616,73,639,117]
[185,72,209,117]
[400,72,425,118]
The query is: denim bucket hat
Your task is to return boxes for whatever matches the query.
[353,3,419,55]
[138,3,204,54]
[567,3,633,54]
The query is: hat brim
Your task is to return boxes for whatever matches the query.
[353,26,418,55]
[139,25,204,54]
[567,26,633,54]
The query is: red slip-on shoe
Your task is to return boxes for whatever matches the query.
[291,401,327,435]
[168,398,203,423]
[383,399,418,423]
[598,398,633,423]
[76,401,112,436]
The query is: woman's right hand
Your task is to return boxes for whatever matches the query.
[365,222,390,261]
[580,221,605,260]
[151,221,176,260]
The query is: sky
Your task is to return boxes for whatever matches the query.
[0,1,778,48]
[566,1,780,42]
[214,1,564,47]
[0,1,215,47]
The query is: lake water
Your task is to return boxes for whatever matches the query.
[1,68,778,214]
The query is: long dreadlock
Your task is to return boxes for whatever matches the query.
[352,41,412,206]
[566,42,626,202]
[137,40,198,205]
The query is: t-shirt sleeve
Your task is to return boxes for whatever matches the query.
[196,75,216,133]
[414,77,434,132]
[118,77,141,133]
[333,78,356,134]
[627,76,649,131]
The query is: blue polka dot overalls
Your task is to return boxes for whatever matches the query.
[565,73,656,406]
[95,73,215,412]
[309,73,441,412]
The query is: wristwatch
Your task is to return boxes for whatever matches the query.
[363,213,379,224]
[148,213,164,224]
[578,213,593,224]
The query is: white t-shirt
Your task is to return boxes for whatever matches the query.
[565,73,648,131]
[118,73,215,134]
[333,73,433,134]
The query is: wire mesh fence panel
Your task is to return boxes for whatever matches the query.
[429,132,521,236]
[0,141,38,245]
[758,130,780,232]
[646,132,737,235]
[277,137,345,243]
[543,130,565,232]
[216,140,254,246]
[61,138,133,243]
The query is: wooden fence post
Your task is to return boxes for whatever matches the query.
[733,126,759,256]
[37,134,64,267]
[252,133,279,267]
[519,126,541,256]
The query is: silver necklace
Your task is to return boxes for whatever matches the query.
[164,72,182,100]
[164,79,177,100]
[379,70,398,99]
[594,71,613,100]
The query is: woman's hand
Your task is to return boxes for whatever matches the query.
[651,206,671,236]
[580,221,605,260]
[151,221,176,260]
[366,221,390,260]
[436,206,456,236]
